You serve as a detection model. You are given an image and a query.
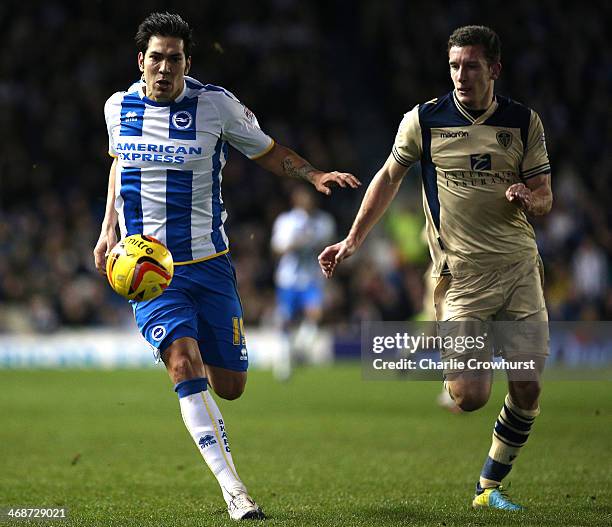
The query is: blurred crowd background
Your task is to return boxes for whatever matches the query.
[1,0,610,333]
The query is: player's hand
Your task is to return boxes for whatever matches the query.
[311,171,361,196]
[506,183,532,212]
[93,226,118,276]
[318,238,357,278]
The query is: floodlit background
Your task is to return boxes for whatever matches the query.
[1,3,611,527]
[0,0,610,366]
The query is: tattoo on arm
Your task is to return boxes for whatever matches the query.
[282,156,316,182]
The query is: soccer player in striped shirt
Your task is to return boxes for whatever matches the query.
[93,12,360,521]
[319,25,552,511]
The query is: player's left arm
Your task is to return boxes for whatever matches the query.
[506,173,552,216]
[255,143,361,195]
[507,109,553,215]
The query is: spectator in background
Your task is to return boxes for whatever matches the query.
[271,185,335,380]
[572,237,608,302]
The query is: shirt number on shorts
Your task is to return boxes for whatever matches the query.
[232,317,246,346]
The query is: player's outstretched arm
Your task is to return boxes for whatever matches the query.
[318,154,409,278]
[255,143,361,195]
[505,173,552,216]
[93,158,119,275]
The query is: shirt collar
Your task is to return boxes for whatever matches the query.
[452,90,498,125]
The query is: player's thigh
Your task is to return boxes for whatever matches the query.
[302,283,324,321]
[497,256,550,376]
[435,271,503,322]
[192,254,250,375]
[441,317,494,410]
[436,270,506,375]
[499,256,547,320]
[435,272,496,407]
[276,287,300,324]
[132,278,199,363]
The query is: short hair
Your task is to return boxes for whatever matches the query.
[447,25,501,64]
[135,12,194,57]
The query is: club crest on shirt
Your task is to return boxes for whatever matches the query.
[243,106,255,123]
[172,111,193,129]
[496,131,512,149]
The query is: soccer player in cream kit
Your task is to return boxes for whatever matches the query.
[320,26,552,510]
[93,12,360,521]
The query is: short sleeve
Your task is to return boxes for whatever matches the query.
[520,110,551,180]
[104,93,122,158]
[392,105,422,167]
[213,91,274,159]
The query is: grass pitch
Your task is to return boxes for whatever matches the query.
[1,365,610,526]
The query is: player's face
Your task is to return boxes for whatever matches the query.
[449,45,500,109]
[138,36,191,102]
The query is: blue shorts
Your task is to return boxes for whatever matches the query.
[132,252,248,372]
[276,283,323,322]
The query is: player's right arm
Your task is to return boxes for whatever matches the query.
[318,155,409,278]
[318,105,422,278]
[209,88,360,194]
[93,158,118,275]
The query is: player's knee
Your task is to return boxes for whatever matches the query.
[510,381,541,409]
[455,393,488,412]
[167,355,199,383]
[447,375,491,412]
[451,385,490,412]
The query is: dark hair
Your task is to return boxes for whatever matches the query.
[447,25,501,64]
[135,12,194,57]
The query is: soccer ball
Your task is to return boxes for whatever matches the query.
[106,234,174,302]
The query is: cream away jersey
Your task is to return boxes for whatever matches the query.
[392,91,550,277]
[104,76,274,264]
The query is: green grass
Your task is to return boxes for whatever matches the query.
[0,365,610,526]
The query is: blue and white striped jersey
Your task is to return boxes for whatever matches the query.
[104,76,274,264]
[271,208,335,290]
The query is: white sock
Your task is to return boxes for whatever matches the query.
[274,331,292,381]
[175,378,247,503]
[294,320,318,354]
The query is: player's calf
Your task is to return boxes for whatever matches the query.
[205,364,247,400]
[508,380,541,411]
[175,377,265,519]
[478,393,540,491]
